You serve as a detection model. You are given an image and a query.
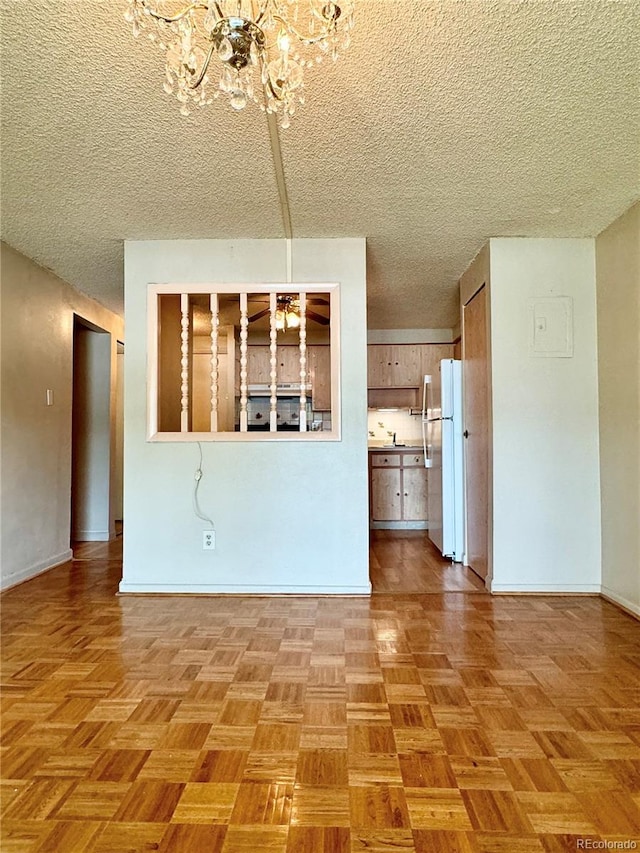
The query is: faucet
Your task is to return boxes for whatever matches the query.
[392,432,397,446]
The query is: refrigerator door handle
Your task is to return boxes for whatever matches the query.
[422,375,429,418]
[422,374,431,467]
[421,417,432,467]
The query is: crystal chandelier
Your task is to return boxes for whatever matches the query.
[125,0,354,128]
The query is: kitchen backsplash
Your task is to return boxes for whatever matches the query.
[367,408,422,442]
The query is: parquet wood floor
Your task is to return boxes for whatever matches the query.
[2,533,640,852]
[369,531,486,594]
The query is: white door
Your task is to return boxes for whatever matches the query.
[463,286,489,580]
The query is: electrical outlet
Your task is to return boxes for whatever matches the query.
[202,530,215,550]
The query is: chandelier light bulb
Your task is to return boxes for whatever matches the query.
[125,0,355,128]
[277,31,291,53]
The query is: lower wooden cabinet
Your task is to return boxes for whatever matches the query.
[370,467,402,521]
[369,450,428,528]
[402,466,428,521]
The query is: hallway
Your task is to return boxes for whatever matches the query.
[369,531,485,594]
[2,539,640,851]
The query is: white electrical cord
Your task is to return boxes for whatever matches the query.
[286,237,292,284]
[193,442,215,529]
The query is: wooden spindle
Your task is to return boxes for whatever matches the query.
[210,293,219,432]
[180,293,190,432]
[239,292,248,432]
[269,292,278,432]
[298,291,307,432]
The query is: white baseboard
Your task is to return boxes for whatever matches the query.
[73,530,110,542]
[490,583,601,594]
[1,549,73,592]
[600,586,640,618]
[119,582,372,595]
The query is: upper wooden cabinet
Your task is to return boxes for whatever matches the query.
[247,345,331,411]
[247,345,270,384]
[277,346,301,383]
[420,344,457,384]
[308,346,331,411]
[367,344,454,389]
[367,345,422,388]
[246,345,303,384]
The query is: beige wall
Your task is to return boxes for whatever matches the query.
[596,202,640,616]
[0,243,124,590]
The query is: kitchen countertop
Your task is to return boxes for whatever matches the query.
[368,441,423,451]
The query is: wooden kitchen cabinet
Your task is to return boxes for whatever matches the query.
[420,344,456,384]
[277,346,302,382]
[246,345,330,410]
[370,467,402,521]
[367,346,389,388]
[247,346,270,384]
[367,345,421,388]
[369,450,428,527]
[402,466,428,521]
[368,344,454,390]
[246,345,304,384]
[308,345,331,411]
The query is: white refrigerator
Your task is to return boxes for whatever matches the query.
[422,359,464,561]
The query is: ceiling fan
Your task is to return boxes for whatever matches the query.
[247,295,330,326]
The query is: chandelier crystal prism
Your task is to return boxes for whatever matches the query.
[125,0,355,127]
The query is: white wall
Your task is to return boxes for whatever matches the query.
[596,203,640,616]
[367,409,423,444]
[0,243,124,590]
[113,348,125,520]
[71,327,112,540]
[121,238,370,594]
[489,238,601,592]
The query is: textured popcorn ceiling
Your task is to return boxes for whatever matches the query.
[1,1,638,328]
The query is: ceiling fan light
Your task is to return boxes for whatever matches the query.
[286,310,300,329]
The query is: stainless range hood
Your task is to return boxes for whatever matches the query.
[247,383,312,396]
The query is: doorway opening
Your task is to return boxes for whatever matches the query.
[71,316,112,544]
[369,530,485,594]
